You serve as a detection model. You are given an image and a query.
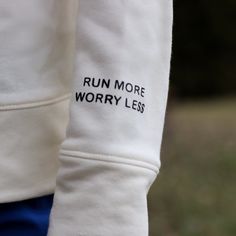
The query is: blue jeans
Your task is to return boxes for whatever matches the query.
[0,194,54,236]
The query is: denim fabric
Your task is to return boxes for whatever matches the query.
[0,194,54,236]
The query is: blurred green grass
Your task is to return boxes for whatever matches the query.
[148,98,236,236]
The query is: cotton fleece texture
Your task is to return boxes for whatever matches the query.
[0,0,173,235]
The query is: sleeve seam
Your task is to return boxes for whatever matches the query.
[59,149,159,175]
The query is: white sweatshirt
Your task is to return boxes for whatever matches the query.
[0,0,173,235]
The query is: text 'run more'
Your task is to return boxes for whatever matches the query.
[74,77,146,114]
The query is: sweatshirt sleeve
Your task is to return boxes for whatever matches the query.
[47,0,173,235]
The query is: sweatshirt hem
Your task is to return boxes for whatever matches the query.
[0,96,70,203]
[0,93,71,111]
[0,183,55,204]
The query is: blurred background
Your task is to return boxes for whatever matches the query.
[148,1,236,235]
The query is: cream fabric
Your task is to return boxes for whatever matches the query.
[0,0,173,235]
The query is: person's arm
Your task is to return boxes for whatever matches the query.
[47,0,173,235]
